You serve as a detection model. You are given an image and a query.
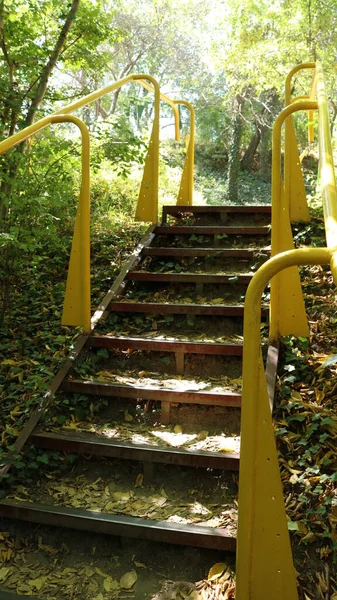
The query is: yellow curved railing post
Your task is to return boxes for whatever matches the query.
[284,63,316,221]
[133,91,194,206]
[133,76,160,223]
[53,74,192,223]
[270,100,317,339]
[238,60,337,600]
[54,74,160,224]
[55,76,180,143]
[55,75,186,324]
[0,115,91,333]
[237,246,331,600]
[174,100,195,206]
[284,63,316,106]
[135,83,196,206]
[55,75,195,209]
[316,62,337,272]
[137,80,180,142]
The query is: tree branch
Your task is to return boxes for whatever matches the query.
[59,34,83,58]
[24,0,81,127]
[21,75,42,102]
[0,0,14,86]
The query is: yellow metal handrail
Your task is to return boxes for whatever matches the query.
[284,62,316,106]
[174,100,195,206]
[55,75,182,145]
[0,115,91,333]
[55,77,194,208]
[137,80,180,142]
[270,62,337,338]
[237,62,337,599]
[127,84,195,205]
[237,247,331,600]
[128,86,196,205]
[55,73,161,224]
[0,73,195,331]
[54,75,187,327]
[284,62,316,221]
[316,64,337,261]
[53,76,194,324]
[270,99,318,339]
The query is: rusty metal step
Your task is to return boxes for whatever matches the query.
[0,499,236,551]
[154,225,270,235]
[107,301,265,317]
[31,431,240,470]
[126,272,253,284]
[142,247,270,258]
[87,335,243,356]
[162,204,271,218]
[61,379,242,407]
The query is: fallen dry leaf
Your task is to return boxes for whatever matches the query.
[103,576,119,592]
[208,562,227,581]
[27,576,47,591]
[120,570,137,589]
[0,567,12,582]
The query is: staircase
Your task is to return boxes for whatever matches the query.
[0,203,272,557]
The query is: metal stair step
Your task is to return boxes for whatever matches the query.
[126,272,253,284]
[0,499,236,551]
[162,204,271,216]
[142,247,270,258]
[87,335,243,355]
[107,301,265,316]
[31,431,240,470]
[61,379,242,407]
[154,225,270,235]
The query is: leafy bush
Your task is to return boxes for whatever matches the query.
[194,141,228,172]
[91,166,141,221]
[90,116,147,177]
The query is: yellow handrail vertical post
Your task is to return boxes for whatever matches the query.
[55,116,91,334]
[284,63,315,222]
[54,73,162,224]
[133,75,160,223]
[0,114,91,333]
[315,63,337,272]
[238,61,337,600]
[237,247,330,600]
[270,100,317,339]
[137,80,181,142]
[54,75,196,221]
[174,100,195,205]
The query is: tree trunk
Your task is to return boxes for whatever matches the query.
[330,99,337,137]
[240,128,261,172]
[225,95,244,204]
[0,0,81,225]
[260,125,271,181]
